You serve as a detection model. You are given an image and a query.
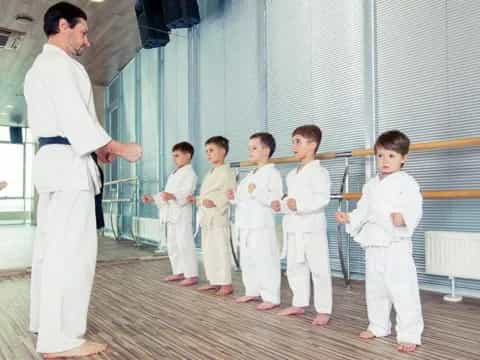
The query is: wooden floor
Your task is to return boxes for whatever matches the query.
[1,259,480,360]
[96,235,160,263]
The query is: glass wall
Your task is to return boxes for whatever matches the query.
[0,126,34,224]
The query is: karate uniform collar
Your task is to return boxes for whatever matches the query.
[43,43,72,58]
[296,159,320,172]
[376,170,405,183]
[173,163,192,175]
[251,162,275,174]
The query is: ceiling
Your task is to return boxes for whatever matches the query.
[0,0,141,127]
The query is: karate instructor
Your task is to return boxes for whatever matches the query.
[24,2,143,358]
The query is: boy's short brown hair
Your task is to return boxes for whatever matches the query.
[292,124,322,152]
[374,130,410,156]
[172,141,194,158]
[249,132,276,158]
[205,136,229,155]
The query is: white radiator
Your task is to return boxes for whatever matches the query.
[425,231,480,280]
[133,217,166,247]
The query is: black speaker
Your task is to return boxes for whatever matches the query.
[9,126,23,144]
[135,0,170,49]
[162,0,200,29]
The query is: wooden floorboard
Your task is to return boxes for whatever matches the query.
[1,259,479,360]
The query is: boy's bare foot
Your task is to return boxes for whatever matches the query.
[164,274,185,282]
[312,313,330,326]
[256,301,279,311]
[42,341,107,358]
[198,284,221,291]
[359,330,376,339]
[278,306,305,316]
[179,277,198,286]
[235,296,259,303]
[216,284,234,296]
[398,343,417,352]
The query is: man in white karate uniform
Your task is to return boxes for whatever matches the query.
[24,2,142,358]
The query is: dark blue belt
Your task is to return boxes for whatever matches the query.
[38,136,71,148]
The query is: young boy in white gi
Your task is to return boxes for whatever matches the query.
[143,142,198,286]
[227,132,283,310]
[272,125,333,326]
[336,130,423,353]
[189,136,236,296]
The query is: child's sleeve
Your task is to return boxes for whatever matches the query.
[296,168,331,215]
[392,178,423,238]
[346,183,370,237]
[251,169,283,208]
[172,172,197,207]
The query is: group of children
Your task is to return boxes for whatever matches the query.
[142,125,424,353]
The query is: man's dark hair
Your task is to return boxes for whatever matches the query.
[205,136,229,155]
[292,124,322,152]
[250,132,276,158]
[172,141,194,158]
[44,2,87,36]
[374,130,410,156]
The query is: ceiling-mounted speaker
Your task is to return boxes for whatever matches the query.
[162,0,200,29]
[135,0,170,48]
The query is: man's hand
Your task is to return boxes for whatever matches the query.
[101,140,143,163]
[248,183,256,194]
[0,181,7,191]
[186,195,196,204]
[119,143,143,163]
[95,147,115,164]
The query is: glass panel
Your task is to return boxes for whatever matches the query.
[0,143,24,197]
[0,126,10,142]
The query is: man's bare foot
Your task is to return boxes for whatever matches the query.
[359,330,376,339]
[235,296,259,303]
[42,341,107,359]
[312,313,330,326]
[278,306,305,316]
[179,277,198,286]
[256,301,279,311]
[398,343,417,352]
[164,274,185,282]
[198,284,221,291]
[216,284,234,296]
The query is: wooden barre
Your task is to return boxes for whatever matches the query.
[231,136,480,167]
[337,189,480,201]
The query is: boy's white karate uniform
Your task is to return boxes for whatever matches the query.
[281,160,332,314]
[346,171,423,345]
[25,44,112,353]
[233,164,283,304]
[153,164,198,278]
[197,164,236,285]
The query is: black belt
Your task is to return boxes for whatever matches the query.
[38,136,71,148]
